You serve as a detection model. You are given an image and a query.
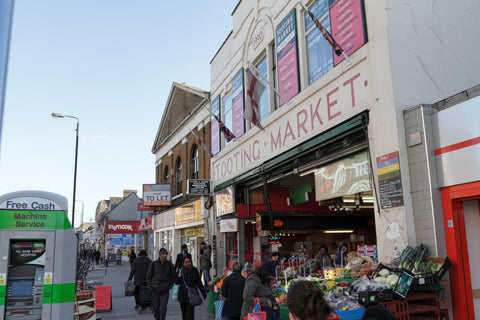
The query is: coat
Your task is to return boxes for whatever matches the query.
[128,255,152,286]
[174,266,206,304]
[314,253,333,269]
[221,272,245,318]
[174,252,192,272]
[200,245,212,271]
[146,259,175,293]
[240,273,276,319]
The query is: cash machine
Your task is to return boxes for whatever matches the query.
[0,191,77,319]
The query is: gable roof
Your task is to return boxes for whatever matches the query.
[152,82,209,153]
[107,193,142,222]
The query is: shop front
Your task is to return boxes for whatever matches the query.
[104,221,137,263]
[153,208,175,260]
[173,200,207,268]
[136,215,153,258]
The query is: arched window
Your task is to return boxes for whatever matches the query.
[191,144,199,179]
[176,157,182,195]
[163,166,169,184]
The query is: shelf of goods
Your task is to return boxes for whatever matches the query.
[357,245,378,263]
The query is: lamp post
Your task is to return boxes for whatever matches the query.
[51,112,79,229]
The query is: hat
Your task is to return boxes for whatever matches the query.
[159,248,168,255]
[259,259,276,277]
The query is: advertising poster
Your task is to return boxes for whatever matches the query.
[329,0,367,65]
[10,240,46,266]
[231,69,245,137]
[143,184,171,206]
[216,186,235,217]
[108,234,135,246]
[211,96,221,154]
[276,9,300,106]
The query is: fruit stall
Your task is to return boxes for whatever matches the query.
[211,244,452,320]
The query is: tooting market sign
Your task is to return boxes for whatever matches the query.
[212,62,372,185]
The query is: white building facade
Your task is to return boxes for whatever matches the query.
[209,0,480,318]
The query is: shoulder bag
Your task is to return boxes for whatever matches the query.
[182,275,203,306]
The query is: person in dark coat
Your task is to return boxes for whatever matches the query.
[147,248,176,320]
[128,249,137,269]
[222,262,245,320]
[128,250,152,309]
[240,260,279,320]
[334,241,348,268]
[175,256,207,320]
[174,244,192,273]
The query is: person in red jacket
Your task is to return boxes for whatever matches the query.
[287,280,340,320]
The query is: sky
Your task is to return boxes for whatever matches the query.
[0,0,238,226]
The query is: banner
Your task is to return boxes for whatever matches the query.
[105,222,137,234]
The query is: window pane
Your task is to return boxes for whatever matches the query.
[256,57,270,121]
[305,0,329,31]
[191,146,199,179]
[306,15,333,84]
[223,94,233,146]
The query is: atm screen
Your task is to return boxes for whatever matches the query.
[9,279,33,297]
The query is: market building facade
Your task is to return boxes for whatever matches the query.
[151,82,213,269]
[208,0,480,318]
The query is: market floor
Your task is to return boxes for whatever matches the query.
[94,262,212,320]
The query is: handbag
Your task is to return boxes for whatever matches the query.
[124,280,135,296]
[183,276,203,306]
[172,283,180,302]
[243,298,266,320]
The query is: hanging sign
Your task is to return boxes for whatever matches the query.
[377,151,404,209]
[187,179,211,195]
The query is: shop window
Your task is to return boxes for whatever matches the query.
[191,144,199,179]
[256,56,270,121]
[163,166,169,184]
[305,0,333,84]
[223,93,233,146]
[176,157,182,195]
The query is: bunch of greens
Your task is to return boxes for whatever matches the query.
[398,244,430,273]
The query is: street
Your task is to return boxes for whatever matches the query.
[96,262,213,320]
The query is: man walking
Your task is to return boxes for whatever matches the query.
[147,248,175,320]
[199,242,212,292]
[174,244,192,273]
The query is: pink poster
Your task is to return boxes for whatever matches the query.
[276,10,300,106]
[330,0,367,65]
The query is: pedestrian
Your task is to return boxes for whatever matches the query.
[222,262,245,320]
[116,249,122,265]
[271,252,280,266]
[199,242,212,292]
[334,241,348,268]
[360,302,395,320]
[94,249,100,265]
[129,249,137,269]
[128,249,152,309]
[175,256,207,320]
[175,244,192,273]
[147,248,176,320]
[314,245,333,270]
[240,260,279,320]
[287,280,340,320]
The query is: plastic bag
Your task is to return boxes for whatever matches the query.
[124,281,135,296]
[172,283,179,302]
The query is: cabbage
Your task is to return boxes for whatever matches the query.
[378,268,390,277]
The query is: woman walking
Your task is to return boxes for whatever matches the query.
[175,257,207,320]
[128,250,152,309]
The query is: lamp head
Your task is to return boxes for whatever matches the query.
[51,112,65,118]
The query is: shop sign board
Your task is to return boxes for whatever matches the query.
[315,151,372,201]
[268,235,281,244]
[105,221,137,234]
[187,179,211,195]
[216,186,235,217]
[137,216,152,232]
[0,210,71,230]
[212,60,371,186]
[143,184,171,206]
[174,200,201,225]
[376,151,404,209]
[219,218,238,233]
[183,227,204,237]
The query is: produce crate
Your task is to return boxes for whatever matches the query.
[433,257,451,282]
[411,273,436,287]
[358,289,394,305]
[336,309,365,320]
[381,300,410,320]
[371,263,401,278]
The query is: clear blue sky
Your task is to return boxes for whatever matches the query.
[0,0,238,226]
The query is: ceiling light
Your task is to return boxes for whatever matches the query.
[323,230,354,234]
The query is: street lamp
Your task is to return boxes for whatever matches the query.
[51,112,79,229]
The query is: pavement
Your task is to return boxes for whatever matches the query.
[91,262,213,320]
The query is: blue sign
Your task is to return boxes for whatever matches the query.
[108,234,134,246]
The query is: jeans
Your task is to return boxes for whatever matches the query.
[152,290,169,320]
[202,269,211,291]
[180,302,195,320]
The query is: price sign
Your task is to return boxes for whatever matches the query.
[95,285,112,311]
